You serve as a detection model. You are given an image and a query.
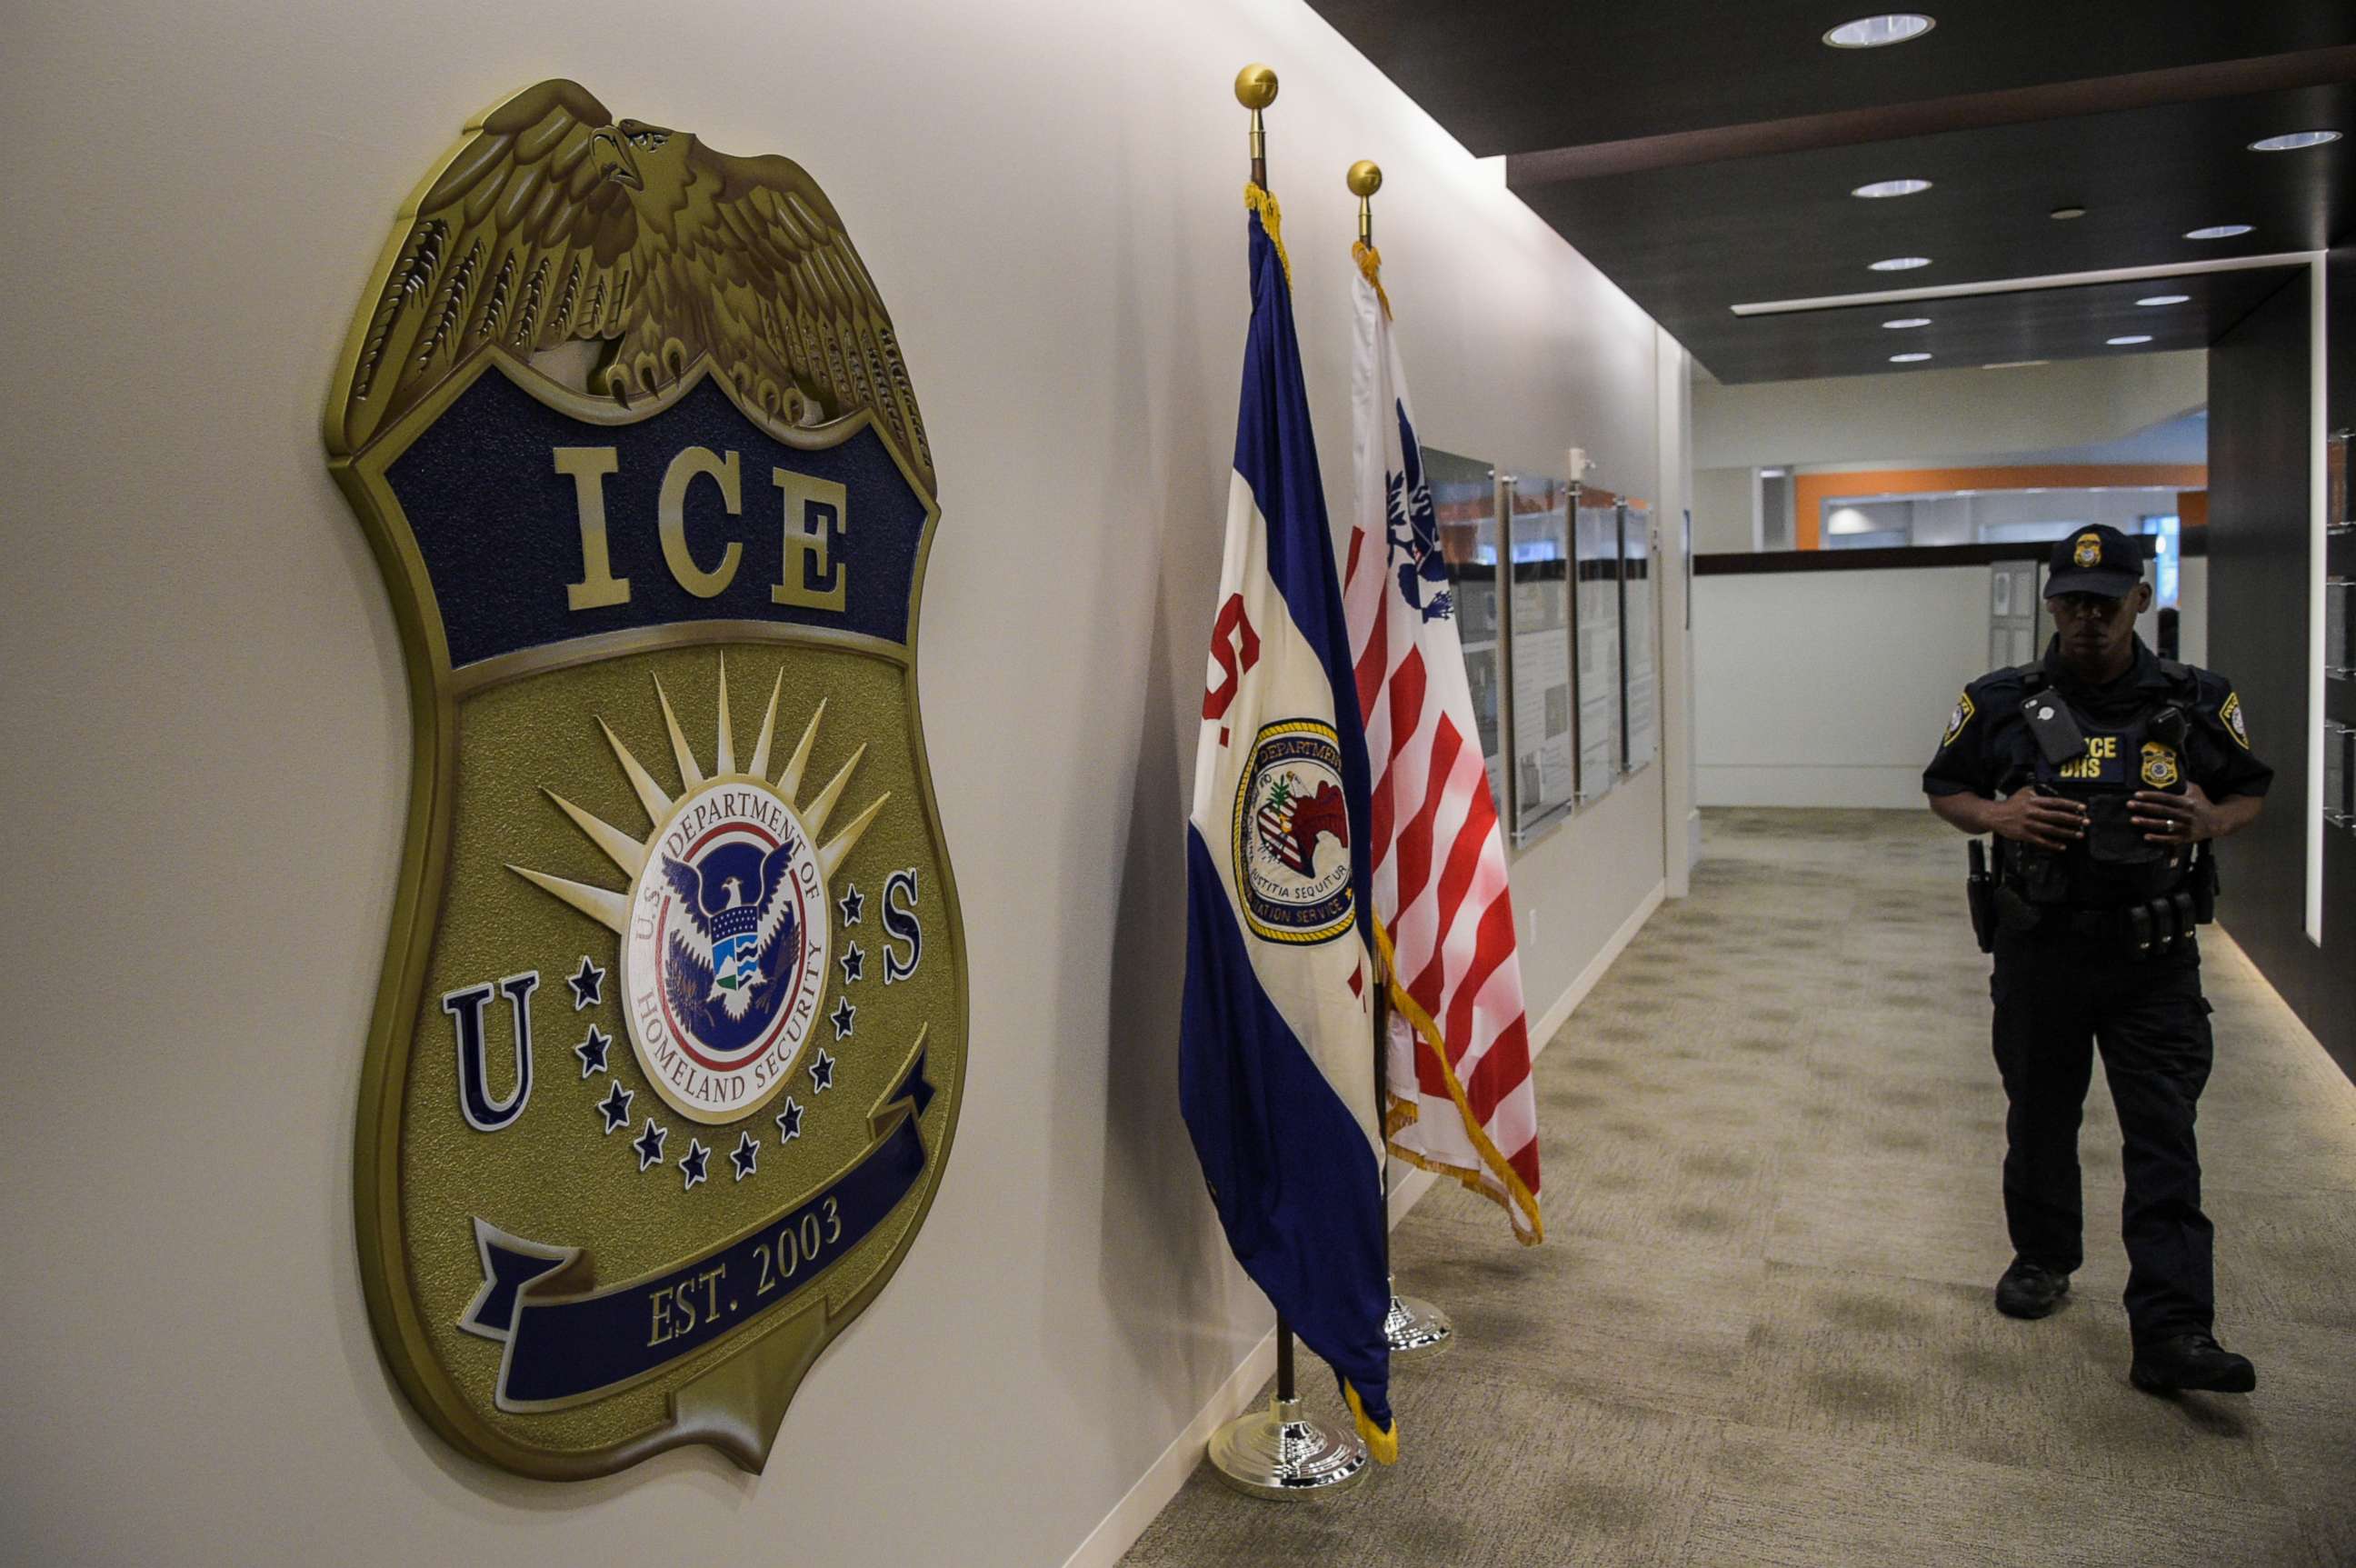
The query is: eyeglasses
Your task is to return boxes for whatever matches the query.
[2046,594,2131,622]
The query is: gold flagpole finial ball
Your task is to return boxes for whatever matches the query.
[1234,64,1279,111]
[1347,161,1383,198]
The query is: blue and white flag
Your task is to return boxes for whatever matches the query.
[1180,186,1394,1462]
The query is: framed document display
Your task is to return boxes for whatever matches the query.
[1423,446,1509,814]
[1508,474,1578,840]
[1572,486,1622,805]
[1619,500,1658,774]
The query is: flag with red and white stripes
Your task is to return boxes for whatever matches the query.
[1343,243,1542,1243]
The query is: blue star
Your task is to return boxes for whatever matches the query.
[839,944,864,985]
[678,1138,710,1190]
[838,883,865,926]
[567,956,605,1010]
[830,996,856,1041]
[775,1097,804,1144]
[596,1079,634,1134]
[730,1131,760,1182]
[807,1048,835,1094]
[633,1118,669,1171]
[574,1024,613,1078]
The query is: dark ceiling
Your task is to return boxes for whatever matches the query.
[1306,1,2356,383]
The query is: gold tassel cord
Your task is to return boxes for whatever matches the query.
[1352,239,1392,321]
[1243,183,1293,292]
[1344,1382,1400,1465]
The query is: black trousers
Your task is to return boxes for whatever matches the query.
[1989,930,2216,1343]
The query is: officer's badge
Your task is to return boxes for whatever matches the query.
[2072,533,2102,568]
[1942,690,1975,747]
[2141,742,2181,789]
[2220,690,2251,749]
[325,82,965,1482]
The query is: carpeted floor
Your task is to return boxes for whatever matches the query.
[1123,807,2356,1568]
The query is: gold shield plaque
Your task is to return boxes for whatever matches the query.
[325,80,966,1481]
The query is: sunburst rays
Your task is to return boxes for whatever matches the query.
[510,654,888,934]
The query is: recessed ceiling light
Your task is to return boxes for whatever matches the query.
[2249,130,2341,153]
[2025,488,2048,494]
[2185,224,2252,240]
[1882,317,1932,329]
[1890,352,1932,363]
[1982,360,2049,370]
[2136,295,2191,306]
[2089,487,2110,494]
[2107,335,2153,345]
[2050,205,2087,220]
[1759,468,1786,478]
[1955,489,1978,496]
[1869,256,1933,272]
[1823,14,1936,48]
[1852,178,1933,199]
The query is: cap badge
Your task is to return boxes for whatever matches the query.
[2072,534,2101,568]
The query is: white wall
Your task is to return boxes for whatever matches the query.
[1696,562,2211,809]
[0,4,1684,1566]
[1696,567,1989,807]
[1693,353,2207,470]
[1692,464,1758,554]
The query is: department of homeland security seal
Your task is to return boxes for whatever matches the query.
[1233,718,1355,944]
[327,80,965,1483]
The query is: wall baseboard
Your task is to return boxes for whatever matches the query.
[1057,1323,1281,1568]
[1059,877,1667,1568]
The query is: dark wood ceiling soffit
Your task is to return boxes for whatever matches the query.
[1509,45,2356,187]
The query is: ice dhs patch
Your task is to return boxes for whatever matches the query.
[324,81,965,1482]
[1233,719,1355,944]
[2141,742,2181,789]
[2073,532,2102,568]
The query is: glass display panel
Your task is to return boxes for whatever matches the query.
[1509,474,1577,839]
[1422,446,1508,812]
[1619,501,1658,774]
[1572,487,1622,804]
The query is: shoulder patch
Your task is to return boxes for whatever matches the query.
[2219,690,2251,750]
[1942,690,1976,747]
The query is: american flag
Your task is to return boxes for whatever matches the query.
[1343,242,1543,1243]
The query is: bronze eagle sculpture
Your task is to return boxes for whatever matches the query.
[325,79,931,492]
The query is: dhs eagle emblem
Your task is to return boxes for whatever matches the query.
[326,81,965,1482]
[2072,533,2102,569]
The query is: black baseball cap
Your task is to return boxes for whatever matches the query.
[2043,524,2143,599]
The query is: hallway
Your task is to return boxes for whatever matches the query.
[1126,808,2356,1568]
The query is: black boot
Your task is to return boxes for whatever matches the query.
[1994,1258,2071,1319]
[2130,1333,2256,1394]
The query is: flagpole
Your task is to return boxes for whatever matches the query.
[1353,157,1455,1365]
[1205,63,1373,1500]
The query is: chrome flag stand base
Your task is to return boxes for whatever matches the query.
[1209,1393,1371,1499]
[1383,1290,1453,1362]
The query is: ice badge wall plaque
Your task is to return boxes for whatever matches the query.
[326,81,966,1481]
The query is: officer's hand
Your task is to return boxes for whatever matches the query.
[1987,791,2085,850]
[2131,782,2219,845]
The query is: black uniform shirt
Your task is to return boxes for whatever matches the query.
[1924,636,2273,801]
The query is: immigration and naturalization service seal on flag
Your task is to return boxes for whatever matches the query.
[325,80,966,1482]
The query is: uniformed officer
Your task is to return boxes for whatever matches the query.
[1924,524,2271,1394]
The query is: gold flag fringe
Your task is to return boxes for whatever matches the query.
[1352,239,1392,321]
[1375,920,1545,1245]
[1244,183,1293,291]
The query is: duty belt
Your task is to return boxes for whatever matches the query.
[2050,890,2199,954]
